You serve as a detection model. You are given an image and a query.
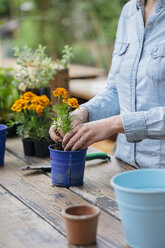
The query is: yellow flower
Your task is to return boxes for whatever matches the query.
[11,99,27,112]
[21,91,37,102]
[53,88,69,98]
[63,99,68,104]
[67,98,79,109]
[36,105,44,115]
[27,103,36,110]
[39,95,50,106]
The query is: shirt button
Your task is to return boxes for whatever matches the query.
[154,52,158,56]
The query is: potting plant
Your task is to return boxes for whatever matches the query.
[49,87,87,187]
[13,44,73,104]
[13,44,55,98]
[10,91,52,157]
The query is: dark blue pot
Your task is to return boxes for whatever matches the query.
[0,124,7,166]
[49,145,87,187]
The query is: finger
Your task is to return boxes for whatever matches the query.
[49,125,62,142]
[71,138,87,151]
[62,129,77,148]
[64,132,82,151]
[81,140,92,150]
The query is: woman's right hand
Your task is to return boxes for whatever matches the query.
[49,106,89,143]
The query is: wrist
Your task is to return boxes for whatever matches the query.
[111,115,125,134]
[71,106,89,123]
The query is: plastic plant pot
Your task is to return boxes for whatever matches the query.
[0,124,7,166]
[34,140,50,158]
[49,145,87,187]
[61,205,101,245]
[111,169,165,248]
[22,138,35,156]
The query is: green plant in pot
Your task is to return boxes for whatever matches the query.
[10,91,52,157]
[0,67,20,136]
[49,87,87,187]
[13,44,55,99]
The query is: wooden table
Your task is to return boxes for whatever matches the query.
[0,137,133,248]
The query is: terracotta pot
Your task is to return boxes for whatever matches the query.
[62,205,101,245]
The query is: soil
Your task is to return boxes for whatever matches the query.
[52,141,64,151]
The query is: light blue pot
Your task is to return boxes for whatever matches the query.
[111,169,165,248]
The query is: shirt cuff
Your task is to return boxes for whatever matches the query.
[121,111,147,143]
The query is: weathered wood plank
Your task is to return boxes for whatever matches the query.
[0,186,72,248]
[6,137,134,219]
[1,150,127,248]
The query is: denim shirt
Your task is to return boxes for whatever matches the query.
[82,0,165,168]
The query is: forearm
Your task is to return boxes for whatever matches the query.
[103,115,125,138]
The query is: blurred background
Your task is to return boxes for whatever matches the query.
[0,0,128,154]
[0,0,127,70]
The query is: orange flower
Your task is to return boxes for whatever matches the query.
[67,98,79,109]
[53,88,69,98]
[39,95,50,106]
[11,99,27,112]
[21,91,37,102]
[36,105,44,115]
[27,103,36,110]
[63,99,68,104]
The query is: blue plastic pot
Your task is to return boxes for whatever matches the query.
[49,145,87,187]
[0,124,7,166]
[111,169,165,248]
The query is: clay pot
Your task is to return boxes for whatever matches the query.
[62,205,101,245]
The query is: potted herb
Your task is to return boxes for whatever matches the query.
[50,45,73,104]
[0,68,20,136]
[13,44,73,104]
[49,87,87,187]
[10,91,52,157]
[13,44,55,99]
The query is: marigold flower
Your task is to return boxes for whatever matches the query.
[53,88,69,98]
[11,99,27,112]
[63,99,68,104]
[21,91,37,102]
[36,105,44,115]
[39,95,50,106]
[27,103,36,110]
[67,98,79,109]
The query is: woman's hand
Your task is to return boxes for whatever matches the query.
[49,107,89,143]
[62,115,124,151]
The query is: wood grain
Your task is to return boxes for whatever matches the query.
[1,148,128,247]
[0,186,71,248]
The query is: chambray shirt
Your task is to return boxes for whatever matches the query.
[82,0,165,168]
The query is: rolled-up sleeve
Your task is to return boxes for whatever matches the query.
[121,107,165,143]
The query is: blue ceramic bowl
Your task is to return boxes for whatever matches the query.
[111,169,165,248]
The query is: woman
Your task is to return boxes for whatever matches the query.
[50,0,165,168]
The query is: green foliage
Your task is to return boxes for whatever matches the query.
[3,0,128,68]
[56,45,74,71]
[53,101,74,135]
[0,68,19,122]
[13,44,55,91]
[11,106,52,141]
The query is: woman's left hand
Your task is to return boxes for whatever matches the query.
[62,115,124,151]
